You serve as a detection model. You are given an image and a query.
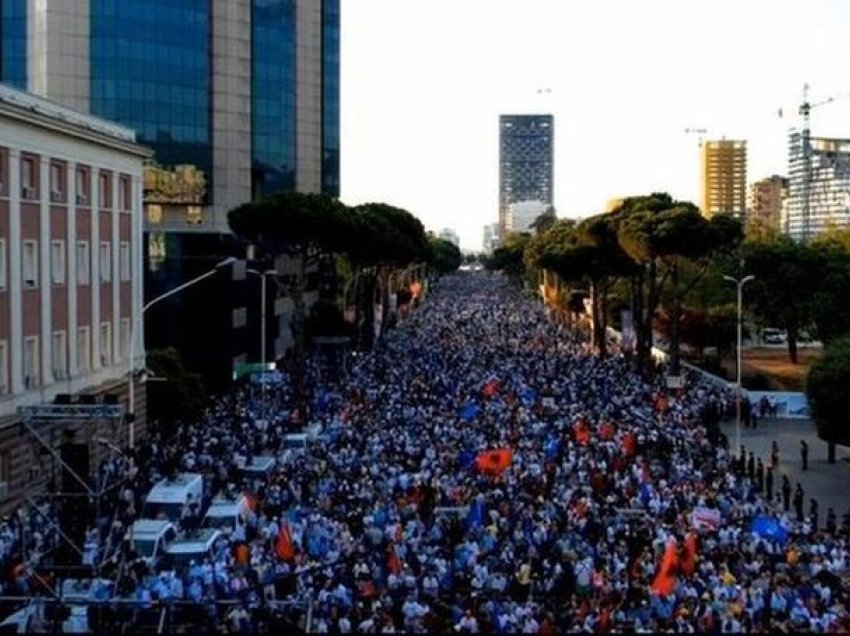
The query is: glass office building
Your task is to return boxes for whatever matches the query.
[0,0,341,392]
[498,114,554,237]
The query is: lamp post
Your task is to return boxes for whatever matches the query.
[247,268,276,423]
[723,274,755,459]
[127,256,236,448]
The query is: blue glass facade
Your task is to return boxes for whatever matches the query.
[90,0,213,195]
[322,0,340,197]
[251,0,296,199]
[0,0,27,89]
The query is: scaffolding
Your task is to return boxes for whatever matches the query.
[17,402,125,573]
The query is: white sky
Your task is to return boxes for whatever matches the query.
[340,0,850,251]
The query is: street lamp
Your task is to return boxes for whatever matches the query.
[723,273,755,459]
[127,256,237,448]
[247,268,277,423]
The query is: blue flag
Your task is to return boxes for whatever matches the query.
[467,498,486,530]
[458,450,476,469]
[460,403,480,422]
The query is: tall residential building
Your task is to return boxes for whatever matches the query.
[499,114,553,236]
[1,0,340,392]
[699,139,747,217]
[747,175,787,236]
[785,132,850,240]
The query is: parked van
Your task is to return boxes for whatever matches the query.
[235,455,276,480]
[164,529,222,572]
[142,473,204,522]
[129,519,178,568]
[202,494,253,534]
[761,328,787,345]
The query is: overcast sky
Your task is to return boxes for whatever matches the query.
[340,0,850,251]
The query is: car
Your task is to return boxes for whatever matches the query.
[761,328,787,345]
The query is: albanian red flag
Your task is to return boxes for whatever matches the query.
[482,381,499,398]
[681,532,698,577]
[651,539,679,597]
[475,448,513,475]
[574,421,591,446]
[275,522,295,562]
[622,432,637,457]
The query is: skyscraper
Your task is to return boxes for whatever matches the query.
[747,175,787,236]
[786,132,850,240]
[0,0,340,391]
[699,139,747,217]
[499,114,554,237]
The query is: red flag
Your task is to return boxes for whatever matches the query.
[681,532,698,577]
[601,422,615,441]
[622,432,637,457]
[482,381,499,398]
[651,539,679,596]
[275,522,294,562]
[574,421,591,446]
[387,545,402,575]
[475,448,512,475]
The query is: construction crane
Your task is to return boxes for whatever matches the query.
[792,84,850,240]
[684,127,708,146]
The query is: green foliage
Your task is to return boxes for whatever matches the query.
[742,236,824,363]
[806,335,850,446]
[306,298,354,340]
[427,236,462,274]
[146,348,208,425]
[487,233,531,279]
[227,191,350,257]
[349,203,430,268]
[809,237,850,345]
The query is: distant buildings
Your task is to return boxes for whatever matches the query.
[785,132,850,240]
[499,114,554,237]
[506,200,550,234]
[438,228,460,247]
[482,224,499,255]
[747,176,787,235]
[700,139,747,218]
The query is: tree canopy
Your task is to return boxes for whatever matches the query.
[806,335,850,450]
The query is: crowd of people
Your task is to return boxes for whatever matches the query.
[2,272,850,633]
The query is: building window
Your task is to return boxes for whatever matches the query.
[99,172,110,208]
[23,336,39,388]
[77,326,90,373]
[119,242,130,282]
[0,239,7,291]
[100,242,111,282]
[52,331,66,380]
[21,157,36,199]
[99,322,111,367]
[76,241,90,285]
[50,163,64,203]
[0,151,6,196]
[22,240,37,289]
[75,167,90,206]
[118,176,130,211]
[119,318,130,362]
[0,341,8,395]
[50,240,65,285]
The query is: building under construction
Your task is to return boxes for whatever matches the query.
[785,132,850,240]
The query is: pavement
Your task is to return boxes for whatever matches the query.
[721,416,850,526]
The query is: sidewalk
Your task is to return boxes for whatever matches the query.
[720,417,850,526]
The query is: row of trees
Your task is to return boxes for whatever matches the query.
[492,194,850,372]
[227,191,461,409]
[488,193,850,456]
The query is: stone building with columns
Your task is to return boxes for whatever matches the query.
[0,84,149,509]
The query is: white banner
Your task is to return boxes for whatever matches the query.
[692,506,721,530]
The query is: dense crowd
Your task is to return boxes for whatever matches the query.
[3,273,850,633]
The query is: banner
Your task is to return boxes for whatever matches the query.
[692,506,721,531]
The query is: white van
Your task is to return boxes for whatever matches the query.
[142,473,204,522]
[164,529,222,571]
[129,519,178,568]
[202,494,253,534]
[235,455,276,480]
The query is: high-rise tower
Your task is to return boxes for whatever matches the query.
[699,139,747,217]
[498,114,553,237]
